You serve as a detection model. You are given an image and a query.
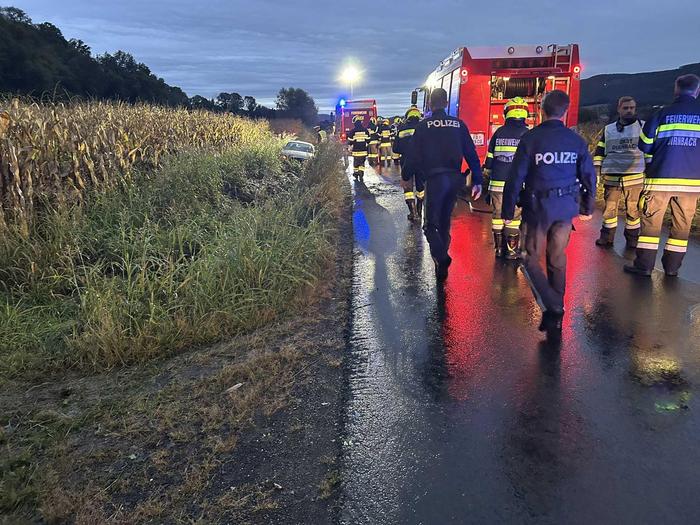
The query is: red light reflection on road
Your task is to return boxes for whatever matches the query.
[441,211,594,400]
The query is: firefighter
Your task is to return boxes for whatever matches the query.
[502,90,596,339]
[407,88,483,281]
[393,107,423,221]
[317,126,328,144]
[379,118,393,168]
[347,115,369,182]
[593,96,646,248]
[625,74,700,277]
[391,117,403,166]
[367,117,379,166]
[484,96,529,259]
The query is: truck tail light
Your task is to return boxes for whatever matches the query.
[573,65,581,74]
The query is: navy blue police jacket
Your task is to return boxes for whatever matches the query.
[406,109,483,185]
[639,94,700,192]
[502,119,596,226]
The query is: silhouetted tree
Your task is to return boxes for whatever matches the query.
[244,95,257,114]
[275,87,318,126]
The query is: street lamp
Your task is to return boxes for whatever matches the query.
[340,65,361,98]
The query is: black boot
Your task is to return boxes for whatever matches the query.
[493,232,504,258]
[595,229,615,247]
[624,231,639,249]
[505,233,520,260]
[405,199,417,221]
[539,310,564,339]
[416,198,423,220]
[435,256,452,282]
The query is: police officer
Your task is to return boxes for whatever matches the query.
[393,107,423,221]
[347,115,369,182]
[391,117,403,166]
[367,117,380,167]
[503,90,596,338]
[625,74,700,277]
[593,96,646,248]
[407,88,483,281]
[378,118,393,168]
[484,96,529,259]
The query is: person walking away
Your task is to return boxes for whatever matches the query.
[347,116,369,182]
[502,90,596,339]
[379,118,393,168]
[393,107,423,222]
[593,96,646,248]
[391,117,403,166]
[625,74,700,277]
[484,96,529,259]
[367,117,380,167]
[407,88,483,281]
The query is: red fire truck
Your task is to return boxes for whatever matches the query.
[415,44,582,164]
[335,98,378,143]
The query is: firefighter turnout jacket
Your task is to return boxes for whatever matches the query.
[393,118,420,179]
[593,119,646,187]
[407,109,483,184]
[639,94,700,192]
[502,119,596,225]
[484,118,528,192]
[379,123,392,146]
[367,121,379,145]
[347,125,369,156]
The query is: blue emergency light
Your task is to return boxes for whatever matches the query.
[339,98,347,108]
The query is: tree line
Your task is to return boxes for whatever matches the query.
[0,7,319,126]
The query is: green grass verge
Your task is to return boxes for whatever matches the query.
[0,137,345,382]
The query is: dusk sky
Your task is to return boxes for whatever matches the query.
[12,0,700,114]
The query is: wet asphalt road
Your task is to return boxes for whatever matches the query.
[341,165,700,525]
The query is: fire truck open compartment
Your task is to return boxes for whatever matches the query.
[418,44,582,163]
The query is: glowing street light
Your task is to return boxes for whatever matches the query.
[340,65,361,97]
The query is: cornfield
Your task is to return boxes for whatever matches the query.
[0,99,272,232]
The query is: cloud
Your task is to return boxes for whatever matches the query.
[13,0,700,114]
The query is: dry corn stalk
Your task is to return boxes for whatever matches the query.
[0,99,272,231]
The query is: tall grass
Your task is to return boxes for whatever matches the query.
[0,130,345,380]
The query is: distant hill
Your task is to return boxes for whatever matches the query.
[581,63,700,107]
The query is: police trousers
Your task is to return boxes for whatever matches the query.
[634,190,699,273]
[600,179,643,242]
[523,220,572,313]
[423,173,463,263]
[490,190,522,236]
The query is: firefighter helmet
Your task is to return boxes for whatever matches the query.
[383,118,390,125]
[504,97,528,120]
[405,106,422,120]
